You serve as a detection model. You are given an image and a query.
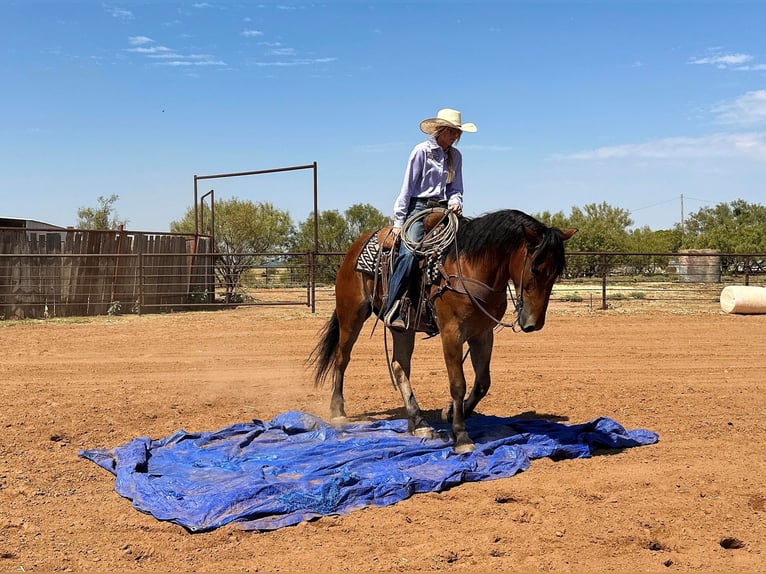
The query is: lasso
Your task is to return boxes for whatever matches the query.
[400,207,459,257]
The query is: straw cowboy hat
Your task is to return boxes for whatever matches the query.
[419,108,478,134]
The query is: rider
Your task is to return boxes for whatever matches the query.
[384,108,477,330]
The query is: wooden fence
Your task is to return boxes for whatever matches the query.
[0,228,214,319]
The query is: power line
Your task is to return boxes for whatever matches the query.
[627,197,679,214]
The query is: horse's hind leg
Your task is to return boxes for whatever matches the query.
[330,285,372,420]
[390,330,433,437]
[329,302,370,420]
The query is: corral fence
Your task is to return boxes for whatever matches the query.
[1,227,765,319]
[0,227,215,319]
[312,250,766,311]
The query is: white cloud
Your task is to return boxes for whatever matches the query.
[242,29,263,37]
[732,63,766,72]
[128,36,154,46]
[104,5,133,20]
[689,52,753,68]
[712,90,766,126]
[268,47,296,56]
[554,132,766,162]
[126,37,225,67]
[251,57,337,67]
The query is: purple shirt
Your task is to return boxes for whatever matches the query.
[392,137,464,227]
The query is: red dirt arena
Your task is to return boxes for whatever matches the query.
[1,295,764,572]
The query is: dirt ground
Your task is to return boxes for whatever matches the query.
[1,293,764,572]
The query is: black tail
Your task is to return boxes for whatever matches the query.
[308,309,340,388]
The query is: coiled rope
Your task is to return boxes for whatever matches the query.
[400,207,459,257]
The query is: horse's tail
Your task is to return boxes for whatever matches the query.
[308,309,340,388]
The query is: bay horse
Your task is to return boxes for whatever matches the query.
[309,209,576,453]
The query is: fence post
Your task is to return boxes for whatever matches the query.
[138,252,144,315]
[601,253,608,310]
[308,251,316,313]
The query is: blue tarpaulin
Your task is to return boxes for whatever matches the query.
[78,411,658,532]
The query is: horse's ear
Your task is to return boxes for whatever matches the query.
[523,226,541,245]
[558,228,578,241]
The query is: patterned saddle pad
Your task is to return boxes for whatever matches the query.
[354,230,442,284]
[354,232,387,276]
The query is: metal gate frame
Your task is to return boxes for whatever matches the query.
[192,163,319,312]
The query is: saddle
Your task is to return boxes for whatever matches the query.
[355,215,449,336]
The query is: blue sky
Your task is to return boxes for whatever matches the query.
[3,0,765,232]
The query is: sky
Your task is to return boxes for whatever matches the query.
[2,0,765,233]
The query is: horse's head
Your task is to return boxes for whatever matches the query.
[511,225,577,332]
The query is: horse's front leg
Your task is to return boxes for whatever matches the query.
[441,331,474,453]
[464,330,494,418]
[390,330,433,438]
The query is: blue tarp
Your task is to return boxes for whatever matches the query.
[78,411,658,532]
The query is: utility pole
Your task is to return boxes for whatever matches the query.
[680,193,685,246]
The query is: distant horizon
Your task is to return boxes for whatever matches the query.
[4,191,755,235]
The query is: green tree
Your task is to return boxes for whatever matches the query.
[76,194,127,229]
[291,204,389,283]
[344,203,391,243]
[292,204,389,254]
[679,199,766,272]
[536,202,633,276]
[627,227,681,275]
[171,198,294,301]
[680,199,766,253]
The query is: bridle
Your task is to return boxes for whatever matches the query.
[401,206,532,334]
[451,236,529,334]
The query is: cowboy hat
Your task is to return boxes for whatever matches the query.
[419,108,477,134]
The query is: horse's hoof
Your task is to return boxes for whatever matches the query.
[330,415,349,424]
[413,426,435,439]
[454,442,476,454]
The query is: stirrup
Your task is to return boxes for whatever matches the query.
[384,300,405,330]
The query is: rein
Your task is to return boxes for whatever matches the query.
[449,239,527,333]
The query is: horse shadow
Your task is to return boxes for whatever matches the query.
[357,406,569,424]
[347,407,653,459]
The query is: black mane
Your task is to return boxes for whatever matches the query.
[453,209,567,275]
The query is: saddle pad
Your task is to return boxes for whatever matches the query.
[354,232,384,276]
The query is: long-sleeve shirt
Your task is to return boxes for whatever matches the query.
[392,137,464,228]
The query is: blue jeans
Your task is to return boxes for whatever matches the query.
[386,198,430,315]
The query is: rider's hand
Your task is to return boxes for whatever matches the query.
[391,226,402,236]
[448,203,462,216]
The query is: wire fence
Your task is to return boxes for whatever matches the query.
[0,250,764,319]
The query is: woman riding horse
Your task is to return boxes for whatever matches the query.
[310,208,576,453]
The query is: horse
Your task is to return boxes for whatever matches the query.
[309,209,576,453]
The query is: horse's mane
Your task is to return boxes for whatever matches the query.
[454,209,567,275]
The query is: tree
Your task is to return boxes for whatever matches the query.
[680,200,766,253]
[679,199,766,272]
[627,227,681,275]
[344,203,391,243]
[171,198,294,301]
[536,202,633,276]
[291,204,389,283]
[76,194,127,229]
[292,204,389,254]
